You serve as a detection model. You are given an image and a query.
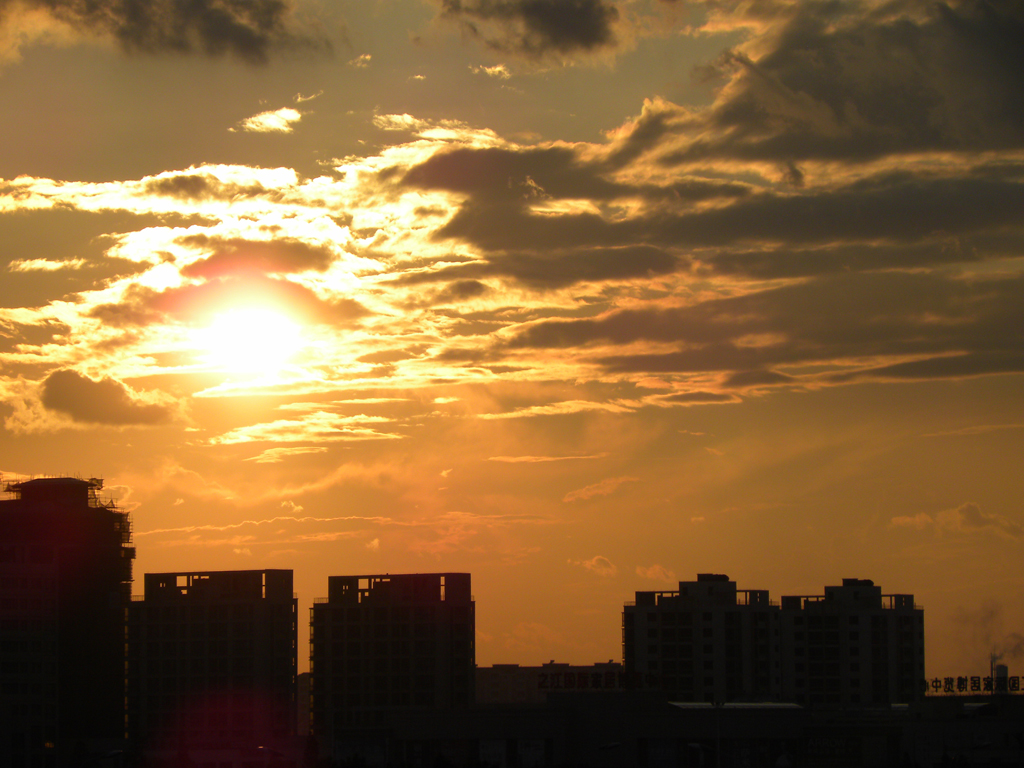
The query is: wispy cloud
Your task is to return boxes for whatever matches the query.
[488,453,608,463]
[563,476,637,503]
[923,424,1024,438]
[245,446,329,463]
[891,503,1024,541]
[209,412,405,445]
[136,514,394,537]
[569,555,617,577]
[8,258,85,272]
[636,564,677,583]
[481,401,639,420]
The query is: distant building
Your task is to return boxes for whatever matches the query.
[0,476,134,768]
[624,574,924,707]
[476,661,627,705]
[779,578,924,707]
[623,573,780,704]
[126,570,298,757]
[310,573,474,760]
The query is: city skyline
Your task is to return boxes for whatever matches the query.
[1,0,1023,681]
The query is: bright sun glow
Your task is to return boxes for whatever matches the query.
[198,308,303,376]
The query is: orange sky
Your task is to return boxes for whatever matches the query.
[1,0,1022,678]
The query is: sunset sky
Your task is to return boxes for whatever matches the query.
[1,0,1022,678]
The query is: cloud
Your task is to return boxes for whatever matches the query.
[481,401,638,420]
[438,0,619,58]
[488,453,608,463]
[245,446,329,463]
[891,503,1024,540]
[40,369,177,426]
[669,1,1024,165]
[636,564,677,583]
[348,53,371,67]
[506,270,1024,386]
[569,555,617,576]
[390,244,681,291]
[0,0,330,64]
[8,258,86,272]
[661,391,740,405]
[469,63,511,78]
[233,107,303,133]
[209,411,405,445]
[176,235,338,276]
[89,270,370,330]
[563,476,637,502]
[923,423,1024,438]
[937,503,1024,540]
[889,512,933,531]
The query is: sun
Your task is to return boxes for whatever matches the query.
[197,307,303,376]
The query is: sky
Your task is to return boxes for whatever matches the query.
[1,0,1022,679]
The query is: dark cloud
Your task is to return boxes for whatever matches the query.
[438,0,618,57]
[178,236,337,277]
[723,369,794,388]
[403,146,616,202]
[9,0,330,64]
[41,369,176,425]
[508,271,1024,381]
[662,391,738,404]
[88,274,370,328]
[143,173,282,201]
[432,168,1024,254]
[402,144,749,206]
[667,0,1024,164]
[696,239,987,281]
[391,245,682,291]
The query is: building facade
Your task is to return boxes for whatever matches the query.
[126,570,298,756]
[476,661,626,705]
[779,578,924,707]
[624,574,924,708]
[624,573,780,704]
[310,573,475,758]
[0,477,134,768]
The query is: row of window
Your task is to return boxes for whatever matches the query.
[313,606,472,624]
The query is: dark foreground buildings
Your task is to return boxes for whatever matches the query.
[623,573,925,707]
[309,573,475,763]
[126,570,298,759]
[6,475,1008,768]
[0,477,134,768]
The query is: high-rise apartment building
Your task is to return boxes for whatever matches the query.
[624,574,924,708]
[310,573,474,755]
[780,578,924,707]
[623,573,780,704]
[0,477,134,768]
[126,570,298,755]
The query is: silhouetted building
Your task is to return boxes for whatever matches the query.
[310,573,474,760]
[780,578,924,707]
[0,476,134,768]
[476,661,626,705]
[623,573,780,704]
[624,574,923,708]
[126,570,298,757]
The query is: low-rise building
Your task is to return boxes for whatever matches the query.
[476,661,627,705]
